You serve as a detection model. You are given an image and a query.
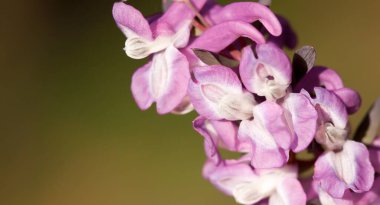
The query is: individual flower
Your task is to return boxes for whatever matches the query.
[311,87,350,150]
[113,1,204,114]
[189,65,256,121]
[239,43,292,100]
[314,140,375,199]
[113,1,195,59]
[238,93,318,168]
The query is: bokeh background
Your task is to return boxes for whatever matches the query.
[1,0,380,204]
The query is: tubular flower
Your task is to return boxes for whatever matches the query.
[113,1,380,204]
[113,1,207,114]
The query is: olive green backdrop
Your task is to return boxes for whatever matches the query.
[1,0,380,204]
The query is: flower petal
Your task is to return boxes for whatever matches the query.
[189,65,255,120]
[239,102,291,169]
[131,62,154,110]
[334,88,361,114]
[204,161,258,197]
[171,96,194,115]
[112,2,152,40]
[314,87,348,130]
[314,140,375,198]
[351,177,380,205]
[269,178,306,205]
[193,116,222,164]
[156,46,190,114]
[209,2,282,36]
[239,120,288,169]
[239,43,291,100]
[210,120,240,151]
[193,116,243,163]
[253,101,293,150]
[190,21,266,53]
[152,2,195,35]
[283,93,318,152]
[318,189,353,205]
[314,152,348,198]
[294,66,344,93]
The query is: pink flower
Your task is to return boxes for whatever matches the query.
[238,92,318,168]
[239,43,292,100]
[112,1,203,114]
[204,161,306,205]
[189,65,256,121]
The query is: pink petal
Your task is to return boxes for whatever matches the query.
[112,2,152,40]
[334,88,361,114]
[314,87,348,130]
[318,190,354,205]
[253,101,293,150]
[209,2,282,36]
[154,0,209,35]
[189,65,255,120]
[193,116,243,164]
[283,93,318,152]
[314,140,375,198]
[294,66,344,93]
[239,102,291,169]
[210,120,240,151]
[190,21,266,53]
[156,46,190,114]
[239,43,291,100]
[171,96,194,115]
[343,141,375,194]
[193,116,221,164]
[351,177,380,205]
[314,152,348,198]
[131,62,154,110]
[269,178,306,205]
[204,161,257,196]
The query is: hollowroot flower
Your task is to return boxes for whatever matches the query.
[113,0,380,204]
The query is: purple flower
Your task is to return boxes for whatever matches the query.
[113,1,203,114]
[314,140,374,199]
[113,2,194,59]
[239,43,292,100]
[238,92,318,168]
[189,65,256,121]
[206,2,282,36]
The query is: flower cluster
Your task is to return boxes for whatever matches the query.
[112,1,380,204]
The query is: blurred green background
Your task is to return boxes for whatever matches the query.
[1,0,380,204]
